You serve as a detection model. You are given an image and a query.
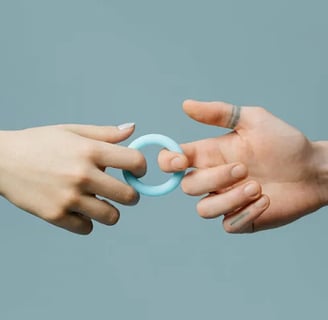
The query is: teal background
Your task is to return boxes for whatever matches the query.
[0,0,328,319]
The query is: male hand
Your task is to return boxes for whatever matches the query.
[159,100,327,233]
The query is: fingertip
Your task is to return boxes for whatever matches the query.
[223,194,270,234]
[115,123,136,141]
[123,187,140,206]
[117,122,135,131]
[182,99,198,112]
[255,194,270,210]
[132,192,141,206]
[108,208,121,225]
[82,222,94,235]
[130,150,147,178]
[183,99,195,107]
[157,149,170,172]
[230,163,248,179]
[76,220,93,235]
[171,155,188,171]
[158,150,188,173]
[196,197,213,219]
[98,199,121,225]
[57,212,94,235]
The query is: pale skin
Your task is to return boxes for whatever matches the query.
[158,100,328,233]
[0,123,146,235]
[1,103,327,236]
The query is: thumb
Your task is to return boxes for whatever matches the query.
[158,149,189,173]
[58,122,135,143]
[183,100,243,130]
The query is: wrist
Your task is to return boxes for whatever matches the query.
[0,130,15,197]
[311,140,328,207]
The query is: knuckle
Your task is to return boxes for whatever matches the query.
[252,106,267,114]
[79,142,97,160]
[70,165,92,187]
[62,190,81,208]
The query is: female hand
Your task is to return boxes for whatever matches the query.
[0,123,146,234]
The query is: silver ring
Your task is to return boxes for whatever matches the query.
[227,105,241,129]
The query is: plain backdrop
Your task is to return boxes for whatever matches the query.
[0,1,328,319]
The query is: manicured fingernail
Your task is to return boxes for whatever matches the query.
[244,183,259,196]
[117,122,135,130]
[254,196,268,208]
[231,164,247,178]
[171,156,185,170]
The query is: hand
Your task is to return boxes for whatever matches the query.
[159,100,328,233]
[0,123,146,234]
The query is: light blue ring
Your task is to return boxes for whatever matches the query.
[122,134,185,196]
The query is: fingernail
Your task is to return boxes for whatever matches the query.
[254,196,268,208]
[171,156,185,170]
[117,122,135,130]
[231,164,247,179]
[244,183,259,197]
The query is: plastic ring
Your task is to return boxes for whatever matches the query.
[122,134,185,196]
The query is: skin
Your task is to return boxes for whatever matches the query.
[158,100,328,233]
[0,123,146,235]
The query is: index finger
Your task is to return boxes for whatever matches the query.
[94,141,147,177]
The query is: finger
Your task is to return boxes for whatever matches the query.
[183,100,243,130]
[59,123,135,143]
[251,201,292,233]
[196,181,262,219]
[181,163,247,196]
[85,169,140,205]
[49,212,93,235]
[71,196,120,226]
[94,142,146,178]
[158,139,225,170]
[158,149,189,173]
[222,195,270,233]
